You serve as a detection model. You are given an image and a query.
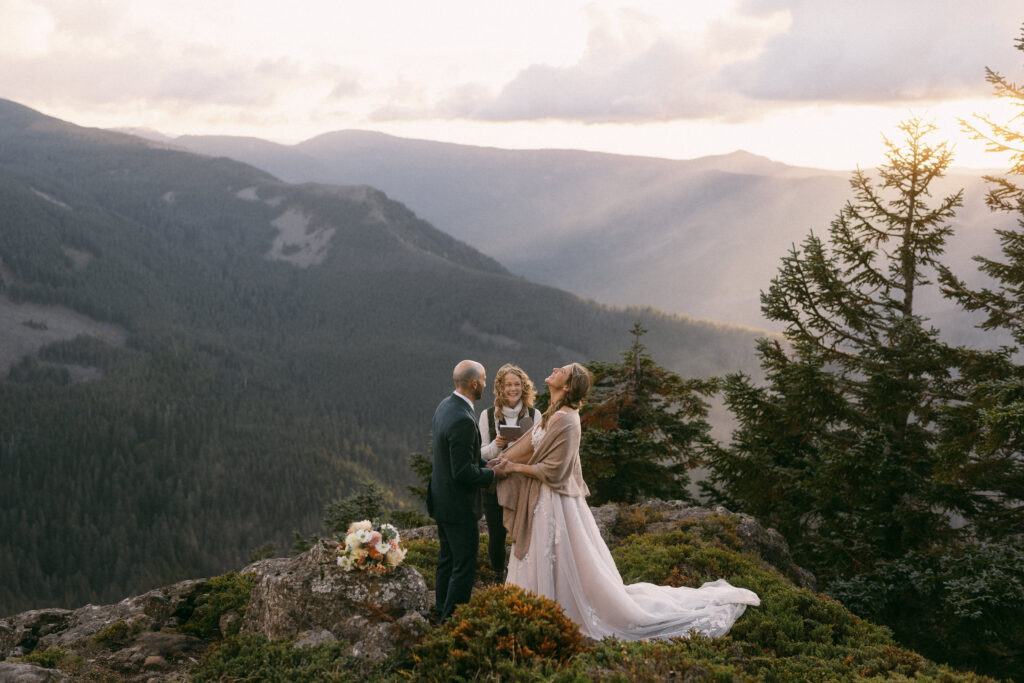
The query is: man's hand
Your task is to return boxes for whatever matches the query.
[492,458,511,479]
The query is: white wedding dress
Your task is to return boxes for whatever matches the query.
[506,413,760,641]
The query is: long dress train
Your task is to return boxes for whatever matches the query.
[500,411,759,641]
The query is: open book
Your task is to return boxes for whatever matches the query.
[499,415,534,441]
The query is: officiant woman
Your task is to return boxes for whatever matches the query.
[477,363,540,583]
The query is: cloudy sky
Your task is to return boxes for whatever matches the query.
[2,0,1022,169]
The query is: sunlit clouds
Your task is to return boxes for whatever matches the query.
[1,0,1022,169]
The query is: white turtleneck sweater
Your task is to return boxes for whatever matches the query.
[477,401,540,462]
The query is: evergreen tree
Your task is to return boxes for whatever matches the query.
[579,323,718,504]
[708,115,1024,677]
[406,450,432,504]
[707,118,968,579]
[937,26,1024,540]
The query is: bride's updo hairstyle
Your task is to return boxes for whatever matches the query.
[542,362,593,428]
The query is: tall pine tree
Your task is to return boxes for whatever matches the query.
[709,113,1024,678]
[938,26,1024,540]
[707,117,967,579]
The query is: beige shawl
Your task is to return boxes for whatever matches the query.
[496,410,590,559]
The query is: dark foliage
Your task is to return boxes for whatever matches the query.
[176,572,255,640]
[580,322,718,504]
[411,584,589,681]
[191,632,360,682]
[829,539,1024,680]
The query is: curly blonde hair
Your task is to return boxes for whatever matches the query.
[542,362,593,428]
[492,363,536,419]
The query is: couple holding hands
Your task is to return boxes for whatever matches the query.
[427,359,759,640]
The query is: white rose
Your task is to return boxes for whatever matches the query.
[348,520,373,533]
[385,546,407,566]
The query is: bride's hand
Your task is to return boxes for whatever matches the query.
[487,456,505,470]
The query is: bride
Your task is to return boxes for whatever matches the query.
[491,363,759,641]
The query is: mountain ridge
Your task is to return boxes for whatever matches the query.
[147,122,1009,342]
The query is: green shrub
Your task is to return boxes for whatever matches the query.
[402,538,439,590]
[17,646,66,668]
[411,584,589,681]
[828,540,1024,680]
[92,619,141,647]
[323,480,431,540]
[191,632,360,682]
[324,482,388,536]
[248,540,278,562]
[605,527,989,681]
[557,635,743,682]
[612,529,758,588]
[177,571,255,639]
[610,505,665,538]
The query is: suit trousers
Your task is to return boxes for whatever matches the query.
[435,519,480,623]
[482,490,507,576]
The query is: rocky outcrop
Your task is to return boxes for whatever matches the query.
[241,540,430,660]
[0,579,207,681]
[0,579,204,661]
[0,542,431,680]
[591,500,816,590]
[1,501,813,681]
[0,661,69,682]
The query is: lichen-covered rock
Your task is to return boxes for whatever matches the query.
[241,541,430,659]
[590,502,622,541]
[0,579,204,661]
[294,628,337,648]
[0,661,69,682]
[102,631,202,673]
[0,610,72,659]
[218,609,242,638]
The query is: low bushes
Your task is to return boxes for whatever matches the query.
[411,584,589,681]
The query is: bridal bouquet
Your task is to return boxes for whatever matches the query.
[337,520,407,574]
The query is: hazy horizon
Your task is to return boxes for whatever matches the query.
[3,1,1023,170]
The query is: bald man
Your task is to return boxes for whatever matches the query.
[428,360,502,623]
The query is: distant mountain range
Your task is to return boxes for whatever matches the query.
[0,98,763,614]
[141,128,1012,344]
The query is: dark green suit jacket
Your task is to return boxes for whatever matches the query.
[427,393,495,523]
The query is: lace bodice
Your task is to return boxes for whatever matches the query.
[531,410,568,448]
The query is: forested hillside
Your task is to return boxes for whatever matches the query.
[0,99,763,615]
